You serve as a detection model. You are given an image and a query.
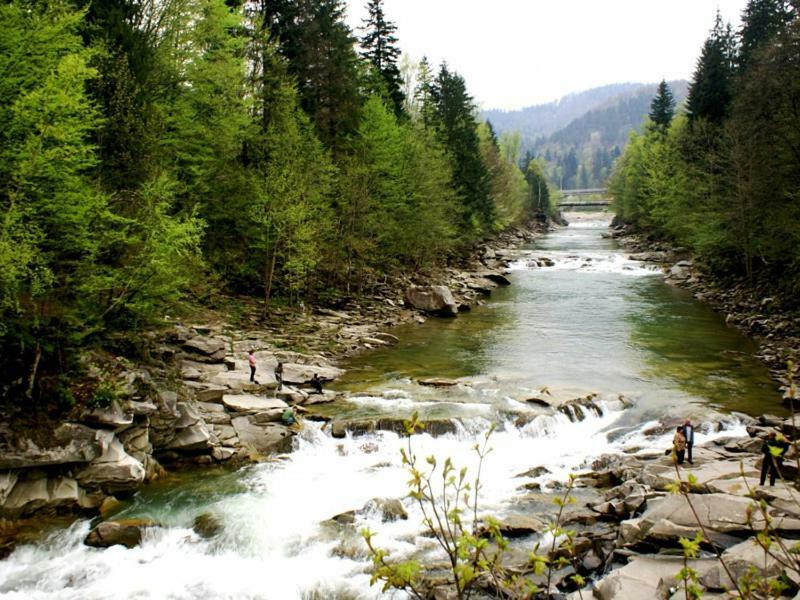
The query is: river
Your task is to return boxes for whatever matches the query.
[0,214,781,599]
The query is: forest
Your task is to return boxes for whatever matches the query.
[0,0,550,404]
[610,0,800,292]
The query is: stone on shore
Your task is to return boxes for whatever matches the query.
[0,423,102,470]
[593,555,715,600]
[281,363,344,386]
[700,536,800,590]
[222,394,288,413]
[230,417,294,455]
[84,519,158,549]
[418,378,459,387]
[404,285,458,317]
[75,431,146,493]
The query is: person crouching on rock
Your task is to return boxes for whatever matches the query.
[673,426,687,465]
[683,418,695,464]
[248,350,257,383]
[760,431,788,487]
[310,373,323,395]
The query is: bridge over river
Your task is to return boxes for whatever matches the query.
[557,188,611,209]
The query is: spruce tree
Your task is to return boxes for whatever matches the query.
[686,13,735,124]
[360,0,405,116]
[431,64,494,231]
[738,0,794,72]
[649,80,676,132]
[259,0,361,152]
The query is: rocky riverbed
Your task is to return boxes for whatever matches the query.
[0,224,546,553]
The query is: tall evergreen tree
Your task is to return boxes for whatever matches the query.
[260,0,361,152]
[431,64,494,231]
[738,0,794,72]
[649,80,676,132]
[686,12,735,124]
[360,0,405,116]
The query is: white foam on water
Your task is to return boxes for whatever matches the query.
[0,406,747,600]
[509,250,659,277]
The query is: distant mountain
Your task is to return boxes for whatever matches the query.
[484,81,689,189]
[482,83,646,149]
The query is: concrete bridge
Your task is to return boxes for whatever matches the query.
[557,188,611,209]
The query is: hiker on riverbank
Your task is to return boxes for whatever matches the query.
[310,373,323,395]
[275,361,284,390]
[673,425,687,465]
[248,350,257,383]
[760,431,789,487]
[683,419,695,464]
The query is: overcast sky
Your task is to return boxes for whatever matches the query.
[345,0,749,110]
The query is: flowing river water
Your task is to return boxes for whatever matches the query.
[0,213,783,599]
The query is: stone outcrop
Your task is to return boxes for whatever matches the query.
[404,285,459,317]
[0,423,102,470]
[84,519,158,549]
[75,431,146,494]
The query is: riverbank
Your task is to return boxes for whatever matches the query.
[0,223,547,546]
[610,224,800,404]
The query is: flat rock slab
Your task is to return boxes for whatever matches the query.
[231,417,293,455]
[223,394,288,413]
[282,363,344,385]
[594,555,716,600]
[418,378,459,387]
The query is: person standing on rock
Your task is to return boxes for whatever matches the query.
[760,431,789,487]
[248,350,257,383]
[683,419,695,464]
[310,373,323,395]
[274,361,284,390]
[673,426,687,465]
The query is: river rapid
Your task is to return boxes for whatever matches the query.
[0,214,782,599]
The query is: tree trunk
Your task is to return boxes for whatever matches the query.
[263,249,278,319]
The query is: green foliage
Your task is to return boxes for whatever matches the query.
[359,0,405,116]
[613,12,800,291]
[649,80,676,132]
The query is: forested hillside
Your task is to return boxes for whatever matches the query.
[0,0,549,405]
[487,81,688,190]
[610,1,800,293]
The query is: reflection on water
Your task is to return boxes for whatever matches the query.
[339,212,779,418]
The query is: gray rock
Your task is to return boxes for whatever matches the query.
[183,336,226,359]
[193,513,223,539]
[700,536,800,590]
[84,519,157,549]
[211,447,236,461]
[2,473,90,516]
[81,399,134,428]
[594,555,715,600]
[403,285,458,316]
[124,400,157,416]
[0,472,18,505]
[417,378,459,387]
[231,417,293,455]
[282,364,344,386]
[0,423,102,470]
[362,498,408,522]
[75,431,146,493]
[195,386,227,403]
[222,394,288,413]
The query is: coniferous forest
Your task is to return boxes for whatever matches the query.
[610,0,800,291]
[0,0,546,403]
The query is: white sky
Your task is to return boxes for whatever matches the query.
[345,0,748,110]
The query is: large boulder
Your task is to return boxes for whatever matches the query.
[0,423,102,470]
[700,536,800,591]
[620,493,800,548]
[162,402,213,452]
[281,363,344,386]
[84,519,158,549]
[1,473,93,517]
[80,399,134,429]
[231,417,294,455]
[403,285,458,317]
[182,336,227,363]
[593,555,716,600]
[222,394,288,414]
[75,431,146,493]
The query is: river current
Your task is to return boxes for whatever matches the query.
[0,214,781,599]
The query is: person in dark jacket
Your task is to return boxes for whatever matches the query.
[673,426,687,465]
[760,431,789,487]
[683,419,695,464]
[310,373,323,395]
[274,361,284,390]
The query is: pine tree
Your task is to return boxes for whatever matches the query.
[360,0,405,116]
[649,80,675,132]
[430,64,494,232]
[686,12,735,124]
[259,0,361,152]
[738,0,794,72]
